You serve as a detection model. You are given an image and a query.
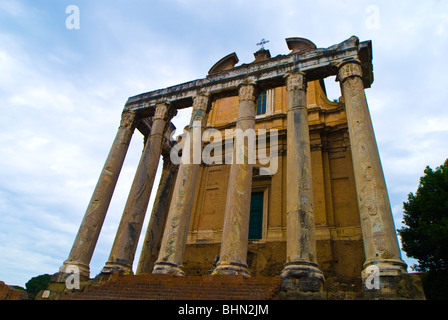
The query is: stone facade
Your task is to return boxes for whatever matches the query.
[181,75,362,287]
[51,36,425,299]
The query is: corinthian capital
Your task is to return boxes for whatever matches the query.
[285,71,306,92]
[154,103,177,122]
[192,92,211,112]
[190,92,211,128]
[120,110,137,129]
[338,59,363,83]
[238,82,259,102]
[154,103,169,120]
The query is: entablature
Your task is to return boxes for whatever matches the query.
[124,36,373,116]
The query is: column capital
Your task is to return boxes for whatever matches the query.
[284,70,306,92]
[154,102,177,122]
[238,81,259,102]
[192,91,211,112]
[120,110,137,129]
[337,59,363,83]
[190,92,211,128]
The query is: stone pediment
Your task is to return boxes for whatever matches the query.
[285,37,317,54]
[208,52,239,75]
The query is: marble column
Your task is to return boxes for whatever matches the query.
[102,103,175,274]
[153,93,210,276]
[212,81,259,277]
[280,71,324,293]
[338,59,406,281]
[136,154,179,274]
[58,110,137,279]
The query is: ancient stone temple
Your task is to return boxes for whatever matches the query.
[48,36,425,300]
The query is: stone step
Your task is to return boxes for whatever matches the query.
[63,274,282,300]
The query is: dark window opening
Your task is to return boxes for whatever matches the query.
[249,192,264,240]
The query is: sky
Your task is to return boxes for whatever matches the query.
[0,0,447,288]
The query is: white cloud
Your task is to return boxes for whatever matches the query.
[0,0,26,18]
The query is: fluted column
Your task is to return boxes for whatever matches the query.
[136,154,179,274]
[280,71,324,294]
[102,103,176,274]
[338,59,406,280]
[58,110,137,279]
[153,92,210,276]
[212,81,259,277]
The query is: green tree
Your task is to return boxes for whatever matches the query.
[25,274,51,299]
[398,159,448,299]
[398,159,448,272]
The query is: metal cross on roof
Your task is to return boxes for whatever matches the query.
[257,38,270,50]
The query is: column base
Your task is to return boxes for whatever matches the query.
[280,261,325,299]
[152,261,186,276]
[44,260,92,300]
[101,261,133,275]
[362,259,425,300]
[51,260,90,283]
[362,259,407,279]
[212,262,251,277]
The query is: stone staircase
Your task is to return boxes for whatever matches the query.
[63,274,282,300]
